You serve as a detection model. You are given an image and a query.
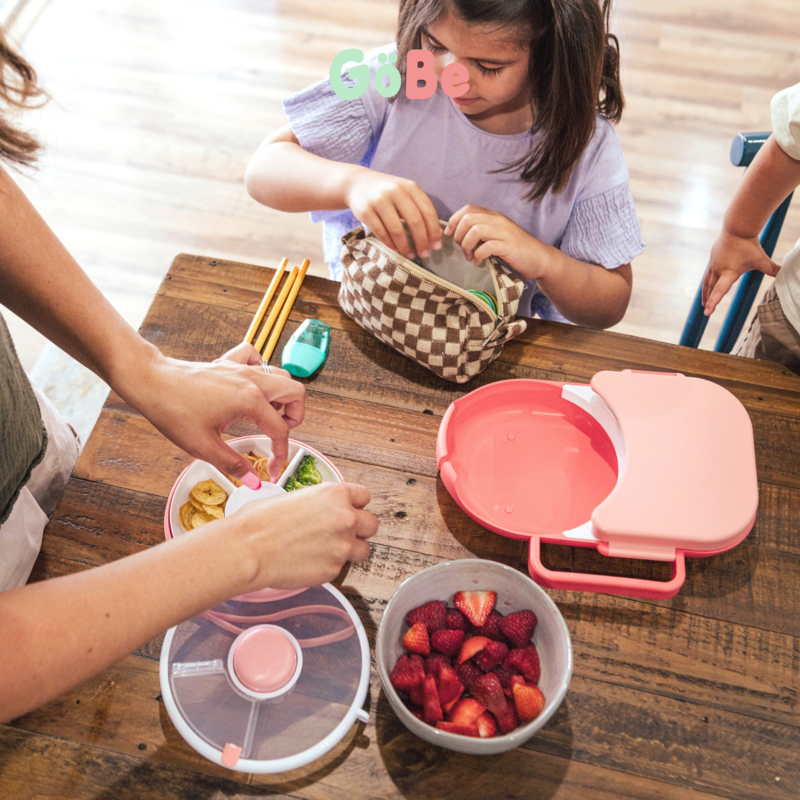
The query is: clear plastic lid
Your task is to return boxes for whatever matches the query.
[160,584,370,773]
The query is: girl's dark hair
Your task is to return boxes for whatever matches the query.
[0,27,44,167]
[396,0,624,201]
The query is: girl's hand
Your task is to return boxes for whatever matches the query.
[345,167,442,259]
[233,482,379,591]
[121,342,305,485]
[445,205,555,280]
[703,229,781,315]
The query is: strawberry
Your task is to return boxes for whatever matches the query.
[499,610,538,647]
[475,640,508,672]
[469,673,509,719]
[513,682,546,723]
[434,664,464,711]
[422,673,443,725]
[509,674,526,691]
[408,705,424,721]
[449,697,486,727]
[445,608,469,631]
[424,653,452,675]
[431,628,465,657]
[409,681,425,706]
[503,645,541,684]
[475,711,497,738]
[471,610,508,642]
[453,590,497,627]
[492,664,516,697]
[403,621,431,656]
[455,635,490,665]
[390,654,425,692]
[436,721,479,737]
[494,702,519,734]
[456,660,483,691]
[406,600,447,632]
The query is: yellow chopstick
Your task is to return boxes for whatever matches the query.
[263,258,310,362]
[254,265,299,354]
[244,258,288,345]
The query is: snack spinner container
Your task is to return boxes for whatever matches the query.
[436,371,759,599]
[161,437,370,772]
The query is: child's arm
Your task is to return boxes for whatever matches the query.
[246,124,442,258]
[703,136,800,315]
[446,205,632,329]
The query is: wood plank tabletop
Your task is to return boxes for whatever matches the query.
[4,254,800,800]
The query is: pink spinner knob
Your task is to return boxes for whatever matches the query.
[228,625,302,699]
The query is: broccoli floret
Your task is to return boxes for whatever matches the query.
[284,475,301,491]
[295,455,322,486]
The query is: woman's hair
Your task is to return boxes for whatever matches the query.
[396,0,624,201]
[0,26,44,167]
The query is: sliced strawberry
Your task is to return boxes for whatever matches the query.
[475,711,497,738]
[513,682,546,723]
[408,705,424,721]
[424,653,452,675]
[455,660,483,691]
[403,621,431,656]
[445,608,469,631]
[509,674,526,691]
[471,610,508,642]
[431,628,465,657]
[503,645,541,684]
[436,721,479,737]
[469,673,509,719]
[434,664,464,710]
[499,610,538,647]
[455,635,490,665]
[492,664,516,697]
[449,697,486,727]
[409,681,425,706]
[422,673,443,725]
[475,640,508,672]
[389,654,425,692]
[406,600,447,632]
[494,702,519,734]
[453,590,497,627]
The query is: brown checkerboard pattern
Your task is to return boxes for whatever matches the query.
[338,227,527,383]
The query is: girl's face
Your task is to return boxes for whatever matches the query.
[421,14,531,129]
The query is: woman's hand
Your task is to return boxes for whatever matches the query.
[120,342,305,485]
[703,228,781,315]
[445,205,555,280]
[232,482,379,591]
[345,167,442,259]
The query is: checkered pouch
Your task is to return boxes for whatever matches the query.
[338,224,527,384]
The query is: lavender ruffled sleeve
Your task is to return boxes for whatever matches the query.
[559,182,645,269]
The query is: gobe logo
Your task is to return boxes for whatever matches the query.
[330,49,469,101]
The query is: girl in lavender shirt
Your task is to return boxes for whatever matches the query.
[246,0,644,328]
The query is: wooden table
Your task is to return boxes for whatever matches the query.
[4,255,800,800]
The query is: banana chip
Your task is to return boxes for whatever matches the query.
[223,472,243,489]
[203,504,224,520]
[191,479,227,506]
[179,502,195,531]
[254,458,271,481]
[190,510,214,528]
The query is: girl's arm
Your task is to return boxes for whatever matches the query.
[245,124,442,259]
[0,167,302,483]
[447,205,632,329]
[0,482,377,722]
[703,135,800,314]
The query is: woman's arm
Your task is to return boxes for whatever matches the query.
[703,135,800,314]
[0,167,302,483]
[447,205,632,329]
[0,482,377,722]
[245,124,441,259]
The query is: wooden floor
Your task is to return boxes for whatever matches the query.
[4,0,800,371]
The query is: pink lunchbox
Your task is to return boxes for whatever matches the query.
[436,370,759,599]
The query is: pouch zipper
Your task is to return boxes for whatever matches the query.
[365,235,500,323]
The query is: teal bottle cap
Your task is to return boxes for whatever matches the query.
[281,319,330,378]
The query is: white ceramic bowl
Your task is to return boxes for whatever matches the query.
[376,559,572,755]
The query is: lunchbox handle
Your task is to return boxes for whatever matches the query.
[527,537,686,600]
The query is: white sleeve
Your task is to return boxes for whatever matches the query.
[771,82,800,161]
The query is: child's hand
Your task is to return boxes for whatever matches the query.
[445,205,554,280]
[703,229,782,315]
[345,168,442,259]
